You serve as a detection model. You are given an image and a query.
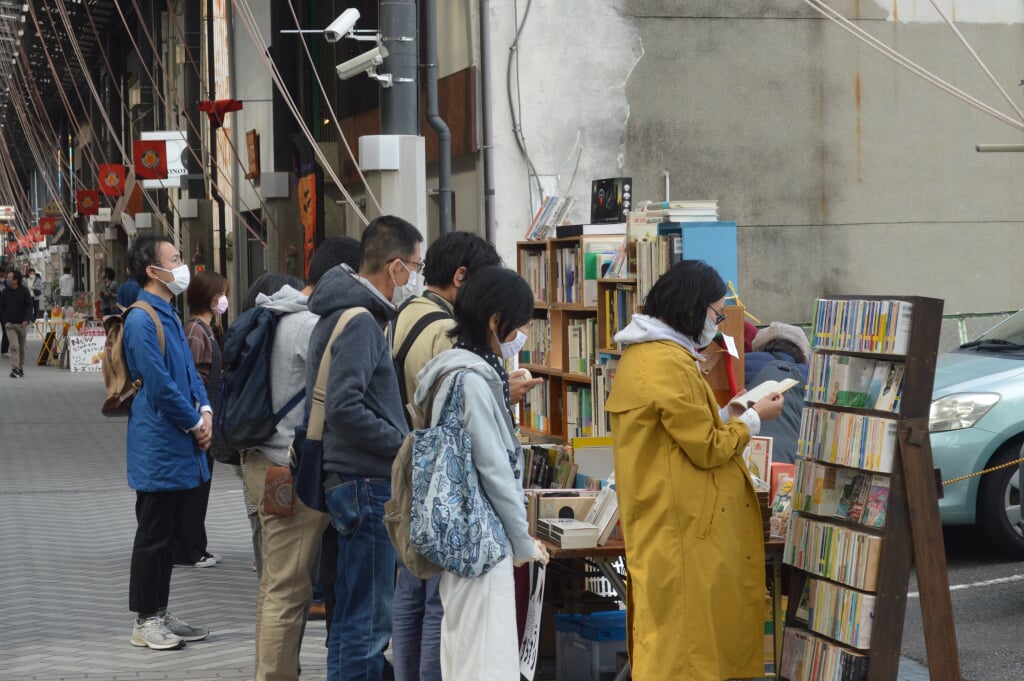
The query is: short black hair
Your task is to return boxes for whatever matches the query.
[359,215,423,274]
[63,267,70,274]
[103,267,116,280]
[644,260,727,340]
[10,270,21,284]
[423,231,502,288]
[243,272,303,312]
[308,236,361,286]
[126,235,175,287]
[450,266,534,349]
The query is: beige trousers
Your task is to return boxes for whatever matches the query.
[243,450,330,681]
[6,322,27,371]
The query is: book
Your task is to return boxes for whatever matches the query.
[582,479,620,545]
[861,475,890,528]
[554,222,627,238]
[743,435,773,482]
[873,363,903,412]
[536,518,600,549]
[730,378,799,408]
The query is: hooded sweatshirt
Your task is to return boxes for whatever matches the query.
[306,265,407,478]
[615,314,761,434]
[254,284,317,466]
[413,348,535,561]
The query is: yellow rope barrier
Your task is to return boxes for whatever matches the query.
[942,458,1024,486]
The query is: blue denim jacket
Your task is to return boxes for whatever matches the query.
[124,289,210,492]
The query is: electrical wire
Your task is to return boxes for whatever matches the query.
[506,0,544,205]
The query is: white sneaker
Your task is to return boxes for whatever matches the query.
[194,552,219,568]
[162,611,209,642]
[130,616,184,650]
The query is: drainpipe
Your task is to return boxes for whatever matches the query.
[423,0,451,234]
[478,0,495,243]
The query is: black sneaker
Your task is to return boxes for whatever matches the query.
[14,368,23,377]
[9,370,17,378]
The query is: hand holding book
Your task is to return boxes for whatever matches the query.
[727,378,796,420]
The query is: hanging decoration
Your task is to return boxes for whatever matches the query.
[77,190,100,215]
[133,139,169,180]
[98,164,127,196]
[198,99,243,130]
[39,217,57,235]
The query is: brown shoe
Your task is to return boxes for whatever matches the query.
[309,602,326,620]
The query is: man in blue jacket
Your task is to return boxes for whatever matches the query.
[123,235,213,650]
[306,215,422,681]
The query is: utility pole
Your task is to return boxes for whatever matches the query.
[379,0,418,135]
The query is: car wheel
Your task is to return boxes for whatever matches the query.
[977,441,1024,559]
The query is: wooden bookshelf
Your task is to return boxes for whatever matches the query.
[781,296,960,681]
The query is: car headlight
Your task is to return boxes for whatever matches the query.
[929,393,1001,433]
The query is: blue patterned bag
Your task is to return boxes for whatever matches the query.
[410,371,509,578]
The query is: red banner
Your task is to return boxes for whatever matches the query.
[133,140,168,180]
[29,227,44,242]
[76,190,100,215]
[39,216,56,235]
[98,164,126,196]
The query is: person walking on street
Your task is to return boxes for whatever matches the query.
[176,270,230,569]
[1,270,33,377]
[25,268,43,320]
[123,234,213,650]
[306,215,422,681]
[100,267,120,316]
[58,267,74,307]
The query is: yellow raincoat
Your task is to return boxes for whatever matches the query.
[606,339,765,681]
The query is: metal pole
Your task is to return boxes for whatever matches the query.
[479,0,496,242]
[206,0,227,276]
[380,0,418,135]
[423,0,451,234]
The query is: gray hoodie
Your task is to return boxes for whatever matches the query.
[306,265,407,478]
[414,349,534,561]
[254,285,317,466]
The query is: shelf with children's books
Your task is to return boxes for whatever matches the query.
[780,296,960,681]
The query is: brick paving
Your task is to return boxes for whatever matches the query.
[0,336,933,680]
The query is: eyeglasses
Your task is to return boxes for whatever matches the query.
[709,305,727,325]
[396,258,425,274]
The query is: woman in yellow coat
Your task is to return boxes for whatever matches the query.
[606,261,783,681]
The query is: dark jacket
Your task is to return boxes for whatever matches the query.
[1,284,33,325]
[306,265,407,478]
[744,351,809,463]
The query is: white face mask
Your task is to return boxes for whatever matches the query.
[153,264,191,296]
[390,262,422,308]
[213,295,229,315]
[696,314,719,348]
[495,330,528,360]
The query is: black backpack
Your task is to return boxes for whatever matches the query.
[392,294,452,426]
[216,306,305,450]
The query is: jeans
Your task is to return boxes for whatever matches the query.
[325,474,396,681]
[392,566,443,681]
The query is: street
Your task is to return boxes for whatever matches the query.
[1,336,1021,680]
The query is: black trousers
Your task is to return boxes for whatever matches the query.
[173,454,213,564]
[1,324,8,354]
[129,488,189,616]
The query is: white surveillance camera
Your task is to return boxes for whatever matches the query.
[324,8,360,43]
[336,45,389,80]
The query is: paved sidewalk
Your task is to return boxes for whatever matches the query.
[0,338,327,680]
[0,337,934,680]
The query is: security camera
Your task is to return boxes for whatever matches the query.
[324,8,359,43]
[336,45,389,80]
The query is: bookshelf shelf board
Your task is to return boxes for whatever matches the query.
[804,401,901,421]
[519,426,558,441]
[551,303,595,312]
[562,372,593,384]
[598,277,638,285]
[597,348,624,356]
[790,508,887,537]
[811,348,908,361]
[533,301,550,310]
[517,240,548,248]
[799,457,894,477]
[521,363,561,377]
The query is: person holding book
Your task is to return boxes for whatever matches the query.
[411,266,549,681]
[744,321,811,463]
[605,260,783,681]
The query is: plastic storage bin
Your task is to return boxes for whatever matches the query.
[555,610,627,681]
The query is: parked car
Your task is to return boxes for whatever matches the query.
[930,311,1024,558]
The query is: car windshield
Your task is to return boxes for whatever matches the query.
[960,310,1024,352]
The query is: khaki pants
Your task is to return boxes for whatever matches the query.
[5,323,27,371]
[243,451,330,681]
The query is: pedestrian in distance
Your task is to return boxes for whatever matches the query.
[122,234,213,650]
[305,215,422,681]
[175,270,230,569]
[1,270,33,377]
[58,266,74,308]
[25,267,43,321]
[411,266,550,681]
[605,260,784,681]
[100,266,120,316]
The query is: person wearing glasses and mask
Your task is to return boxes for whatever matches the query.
[305,215,424,681]
[122,235,212,650]
[605,260,784,681]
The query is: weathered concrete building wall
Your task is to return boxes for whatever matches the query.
[483,1,1024,322]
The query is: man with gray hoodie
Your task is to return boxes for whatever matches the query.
[305,216,423,681]
[242,236,361,681]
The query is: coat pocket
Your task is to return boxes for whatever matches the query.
[696,471,719,539]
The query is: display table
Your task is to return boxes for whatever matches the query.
[540,537,787,681]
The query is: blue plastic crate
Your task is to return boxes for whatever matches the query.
[555,611,628,681]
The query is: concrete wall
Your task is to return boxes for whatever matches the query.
[479,0,1024,323]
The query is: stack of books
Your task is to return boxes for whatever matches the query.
[537,518,600,549]
[642,199,719,223]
